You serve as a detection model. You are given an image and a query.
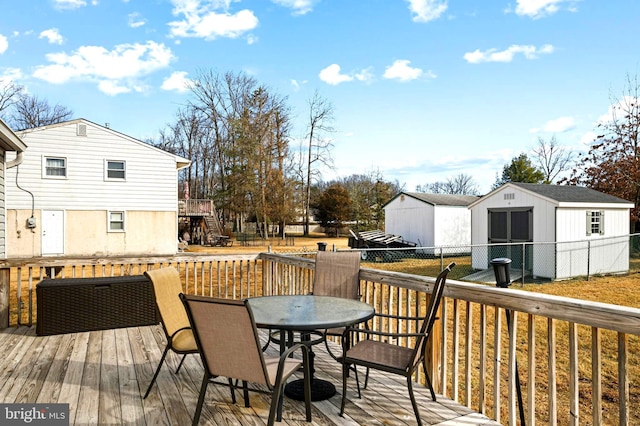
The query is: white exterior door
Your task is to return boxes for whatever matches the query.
[42,210,64,255]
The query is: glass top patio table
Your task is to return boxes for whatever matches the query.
[248,294,374,331]
[247,294,375,401]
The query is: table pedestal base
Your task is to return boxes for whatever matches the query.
[284,378,336,401]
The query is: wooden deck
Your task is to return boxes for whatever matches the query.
[0,325,501,426]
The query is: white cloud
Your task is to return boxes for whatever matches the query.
[597,96,639,125]
[271,0,317,16]
[168,0,258,40]
[247,34,258,45]
[53,0,88,9]
[161,71,191,92]
[291,79,307,91]
[464,44,554,63]
[406,0,448,23]
[0,34,7,54]
[543,116,576,132]
[0,68,24,94]
[510,0,579,19]
[580,131,597,145]
[32,41,174,96]
[354,68,374,83]
[39,28,64,45]
[383,60,430,82]
[128,12,147,28]
[98,80,139,95]
[319,64,353,85]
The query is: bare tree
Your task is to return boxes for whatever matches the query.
[340,169,402,230]
[187,69,260,231]
[531,135,574,183]
[445,173,479,195]
[417,173,479,195]
[10,93,73,130]
[0,78,24,118]
[303,91,335,235]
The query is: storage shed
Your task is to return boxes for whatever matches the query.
[384,192,479,249]
[469,183,634,280]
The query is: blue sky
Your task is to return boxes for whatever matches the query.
[0,0,638,194]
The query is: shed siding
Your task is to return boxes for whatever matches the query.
[433,206,471,247]
[6,122,178,211]
[555,208,630,279]
[384,195,434,246]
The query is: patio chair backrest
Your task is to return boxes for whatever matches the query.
[410,262,455,367]
[313,251,361,300]
[144,267,190,338]
[180,295,270,387]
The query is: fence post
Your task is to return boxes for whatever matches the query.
[0,268,9,329]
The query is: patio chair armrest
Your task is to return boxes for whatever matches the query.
[277,342,311,378]
[280,342,310,360]
[373,312,423,321]
[343,326,423,340]
[169,326,192,340]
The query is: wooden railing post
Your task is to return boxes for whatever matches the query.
[425,297,443,391]
[0,268,10,329]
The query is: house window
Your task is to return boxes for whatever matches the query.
[108,211,125,232]
[105,160,126,180]
[44,157,67,178]
[587,211,604,235]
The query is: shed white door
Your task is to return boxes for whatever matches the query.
[42,210,64,255]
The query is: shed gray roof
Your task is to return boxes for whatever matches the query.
[510,183,632,204]
[387,192,480,207]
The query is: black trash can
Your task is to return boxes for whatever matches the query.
[317,242,327,251]
[490,257,512,288]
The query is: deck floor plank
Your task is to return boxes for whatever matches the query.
[116,327,147,425]
[100,329,122,425]
[2,331,51,404]
[75,331,102,425]
[57,331,90,424]
[37,332,75,404]
[128,326,170,426]
[0,326,501,426]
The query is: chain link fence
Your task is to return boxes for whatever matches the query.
[347,233,640,285]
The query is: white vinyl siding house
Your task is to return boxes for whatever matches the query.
[4,118,189,258]
[384,192,479,249]
[469,183,633,280]
[0,119,27,258]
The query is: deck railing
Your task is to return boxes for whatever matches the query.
[178,199,214,216]
[1,251,639,425]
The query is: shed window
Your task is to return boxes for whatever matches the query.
[44,157,67,178]
[106,160,126,180]
[586,211,604,235]
[108,211,125,232]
